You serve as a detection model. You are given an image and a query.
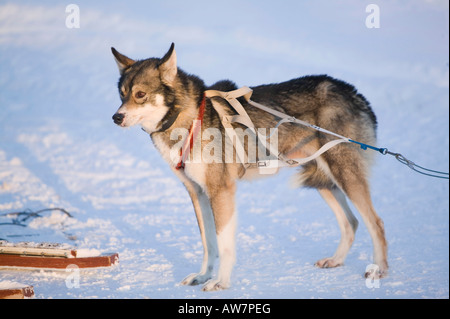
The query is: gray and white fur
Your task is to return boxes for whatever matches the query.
[111,43,387,291]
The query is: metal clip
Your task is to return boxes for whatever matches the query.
[285,159,299,166]
[257,161,267,167]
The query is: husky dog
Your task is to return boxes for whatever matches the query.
[111,43,387,291]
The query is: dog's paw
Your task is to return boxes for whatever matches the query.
[314,257,343,268]
[201,279,230,292]
[180,273,211,286]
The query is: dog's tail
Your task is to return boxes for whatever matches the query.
[292,161,335,189]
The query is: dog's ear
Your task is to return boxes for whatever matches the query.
[111,47,135,75]
[158,43,177,86]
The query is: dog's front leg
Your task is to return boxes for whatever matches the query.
[178,177,218,286]
[201,182,237,291]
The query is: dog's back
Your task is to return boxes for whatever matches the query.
[228,76,377,189]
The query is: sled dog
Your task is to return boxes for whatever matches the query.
[111,43,387,291]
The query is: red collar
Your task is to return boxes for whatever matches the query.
[176,94,206,170]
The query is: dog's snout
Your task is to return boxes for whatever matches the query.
[112,113,124,125]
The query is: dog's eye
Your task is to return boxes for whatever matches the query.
[135,91,146,99]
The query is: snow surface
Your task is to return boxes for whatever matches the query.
[0,280,29,290]
[0,0,448,299]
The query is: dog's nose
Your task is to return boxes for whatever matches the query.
[112,113,124,125]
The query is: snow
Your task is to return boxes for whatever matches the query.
[0,280,29,290]
[0,0,448,299]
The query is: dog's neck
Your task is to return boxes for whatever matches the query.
[149,91,205,146]
[148,89,206,168]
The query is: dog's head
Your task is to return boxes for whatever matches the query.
[111,43,179,133]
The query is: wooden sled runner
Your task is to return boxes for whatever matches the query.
[0,285,34,299]
[0,241,119,269]
[0,252,119,269]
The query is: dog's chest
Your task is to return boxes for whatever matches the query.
[151,134,207,189]
[151,134,176,165]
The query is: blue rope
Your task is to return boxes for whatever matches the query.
[349,139,388,155]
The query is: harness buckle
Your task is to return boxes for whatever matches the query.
[257,161,268,167]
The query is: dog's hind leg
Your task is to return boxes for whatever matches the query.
[178,177,218,286]
[325,153,388,277]
[315,186,358,268]
[342,178,388,277]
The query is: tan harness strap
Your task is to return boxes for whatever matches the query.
[205,86,350,171]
